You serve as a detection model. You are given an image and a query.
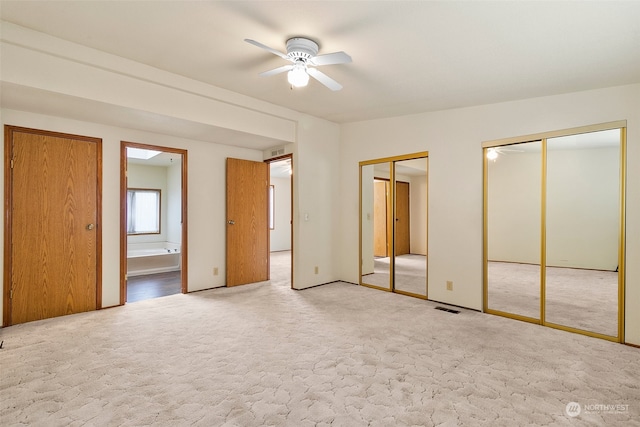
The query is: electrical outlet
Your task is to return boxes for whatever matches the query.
[213,267,218,276]
[314,266,319,274]
[446,280,453,291]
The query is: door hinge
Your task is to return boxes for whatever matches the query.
[10,288,13,299]
[10,159,14,169]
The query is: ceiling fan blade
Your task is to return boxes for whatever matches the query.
[307,68,343,91]
[244,39,289,60]
[310,51,352,66]
[259,65,293,77]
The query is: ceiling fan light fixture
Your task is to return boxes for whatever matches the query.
[287,63,309,87]
[245,37,350,91]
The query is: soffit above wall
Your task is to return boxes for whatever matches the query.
[1,83,289,151]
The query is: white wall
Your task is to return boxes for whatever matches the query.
[293,115,341,289]
[270,176,291,252]
[339,84,640,345]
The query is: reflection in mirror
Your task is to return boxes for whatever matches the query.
[545,129,620,336]
[393,158,428,297]
[361,163,392,290]
[486,141,541,319]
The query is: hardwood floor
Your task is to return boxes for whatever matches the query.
[127,271,182,303]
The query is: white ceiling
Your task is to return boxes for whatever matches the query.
[1,1,639,126]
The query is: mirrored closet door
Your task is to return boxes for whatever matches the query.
[360,153,428,298]
[483,122,626,342]
[360,162,392,290]
[545,129,622,337]
[393,158,428,297]
[485,140,542,320]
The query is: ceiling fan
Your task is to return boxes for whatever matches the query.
[245,37,352,91]
[486,146,524,160]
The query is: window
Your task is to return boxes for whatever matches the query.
[127,189,161,235]
[269,185,275,230]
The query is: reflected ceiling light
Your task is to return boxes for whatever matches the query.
[287,63,309,88]
[127,147,161,160]
[486,148,499,161]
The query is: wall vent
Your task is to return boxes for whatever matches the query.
[270,147,285,157]
[434,306,460,314]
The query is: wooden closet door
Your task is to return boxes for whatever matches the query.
[6,127,101,325]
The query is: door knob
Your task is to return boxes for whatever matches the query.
[228,220,235,225]
[86,223,95,230]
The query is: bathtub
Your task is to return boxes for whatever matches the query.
[127,241,181,277]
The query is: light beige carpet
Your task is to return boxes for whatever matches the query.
[1,257,638,426]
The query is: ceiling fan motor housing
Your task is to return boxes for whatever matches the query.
[286,37,318,62]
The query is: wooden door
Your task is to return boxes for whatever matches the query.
[373,181,388,257]
[226,158,269,286]
[5,127,101,325]
[395,181,410,255]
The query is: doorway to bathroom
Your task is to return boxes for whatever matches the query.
[120,141,187,304]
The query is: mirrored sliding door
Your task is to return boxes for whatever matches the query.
[360,163,392,290]
[393,158,428,297]
[545,129,622,337]
[360,153,428,298]
[485,141,542,320]
[483,121,626,342]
